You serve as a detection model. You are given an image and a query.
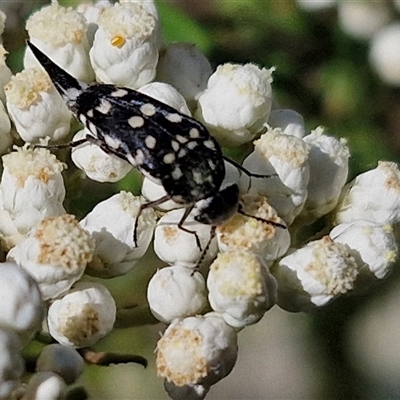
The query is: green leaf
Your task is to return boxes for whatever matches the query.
[155,0,213,54]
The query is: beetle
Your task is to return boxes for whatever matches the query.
[27,41,285,248]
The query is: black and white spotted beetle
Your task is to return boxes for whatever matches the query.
[27,41,285,247]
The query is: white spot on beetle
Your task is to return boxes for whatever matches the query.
[145,135,157,149]
[88,122,98,137]
[135,149,145,165]
[172,167,183,180]
[128,116,145,128]
[86,110,94,118]
[163,153,176,164]
[187,141,197,150]
[126,153,137,166]
[79,114,87,125]
[111,89,128,97]
[178,149,187,158]
[189,128,200,138]
[140,103,156,116]
[96,100,112,114]
[171,141,180,152]
[104,135,122,149]
[166,113,182,123]
[176,135,188,143]
[193,171,204,185]
[203,140,215,149]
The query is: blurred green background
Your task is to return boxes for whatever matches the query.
[4,0,400,399]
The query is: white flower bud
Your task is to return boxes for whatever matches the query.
[274,236,359,311]
[217,194,289,259]
[141,178,183,211]
[0,328,24,399]
[80,191,157,278]
[338,1,391,41]
[195,63,274,147]
[138,82,191,115]
[71,129,133,183]
[330,221,398,280]
[207,251,276,328]
[89,2,160,88]
[240,127,310,225]
[36,344,84,385]
[156,313,238,389]
[147,265,207,323]
[7,215,94,301]
[154,208,218,267]
[156,43,212,109]
[0,45,12,104]
[25,3,94,82]
[268,109,306,138]
[369,23,400,86]
[298,127,349,223]
[334,161,400,226]
[24,372,67,400]
[0,101,12,155]
[5,68,72,144]
[0,262,43,345]
[0,147,66,249]
[47,281,116,348]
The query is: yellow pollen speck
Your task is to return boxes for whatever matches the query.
[111,35,126,48]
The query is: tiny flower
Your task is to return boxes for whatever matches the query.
[36,344,84,385]
[0,45,12,104]
[330,221,398,280]
[0,262,43,345]
[47,281,116,348]
[80,191,157,278]
[298,127,349,223]
[138,81,191,115]
[273,236,359,311]
[0,101,12,155]
[369,23,400,86]
[0,146,66,249]
[334,161,400,226]
[154,208,218,267]
[71,129,133,183]
[7,214,94,301]
[338,1,391,41]
[268,109,306,138]
[207,251,276,328]
[5,68,72,143]
[156,313,238,389]
[147,265,208,323]
[25,3,94,82]
[24,372,67,400]
[89,1,160,88]
[195,63,274,147]
[216,194,289,259]
[156,43,212,110]
[0,328,24,399]
[240,126,310,225]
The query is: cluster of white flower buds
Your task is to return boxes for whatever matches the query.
[297,0,400,87]
[0,1,398,399]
